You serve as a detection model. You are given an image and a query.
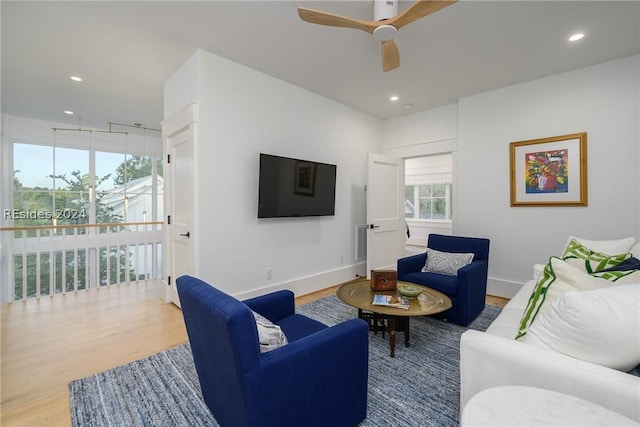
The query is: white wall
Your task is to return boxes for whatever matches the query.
[1,115,162,156]
[165,50,383,299]
[458,55,639,296]
[383,103,458,158]
[384,55,640,297]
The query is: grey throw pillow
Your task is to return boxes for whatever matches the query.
[421,247,474,276]
[252,311,288,353]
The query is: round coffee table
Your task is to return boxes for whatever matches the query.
[336,280,452,357]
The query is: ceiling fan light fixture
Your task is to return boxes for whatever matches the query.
[373,24,398,42]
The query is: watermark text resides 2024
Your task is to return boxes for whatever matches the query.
[3,209,87,221]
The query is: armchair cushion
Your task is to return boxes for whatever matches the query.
[422,247,474,275]
[275,313,328,342]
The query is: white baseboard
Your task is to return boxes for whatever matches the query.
[235,267,524,302]
[487,277,523,299]
[234,262,367,300]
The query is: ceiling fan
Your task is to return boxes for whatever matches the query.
[298,0,458,72]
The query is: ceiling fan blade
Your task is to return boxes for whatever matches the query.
[390,0,458,30]
[381,39,400,72]
[298,7,378,34]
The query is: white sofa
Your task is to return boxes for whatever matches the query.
[460,243,640,423]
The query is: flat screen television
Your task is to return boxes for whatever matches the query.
[258,153,337,218]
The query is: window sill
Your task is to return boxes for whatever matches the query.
[406,219,452,224]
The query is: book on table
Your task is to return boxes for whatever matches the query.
[372,294,410,309]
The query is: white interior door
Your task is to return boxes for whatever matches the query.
[162,103,198,307]
[366,153,404,277]
[167,127,195,307]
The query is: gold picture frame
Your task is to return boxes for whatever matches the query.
[509,132,587,207]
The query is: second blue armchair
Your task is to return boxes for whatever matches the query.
[397,233,490,326]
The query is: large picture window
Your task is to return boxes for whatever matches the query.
[9,138,163,300]
[12,144,162,227]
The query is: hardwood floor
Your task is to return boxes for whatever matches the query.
[1,280,509,426]
[1,282,187,426]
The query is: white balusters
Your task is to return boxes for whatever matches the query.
[2,222,163,301]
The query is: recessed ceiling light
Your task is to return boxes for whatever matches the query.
[403,103,414,109]
[70,76,83,82]
[64,110,74,115]
[569,33,584,42]
[389,95,399,101]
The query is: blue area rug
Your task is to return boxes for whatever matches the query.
[69,296,501,426]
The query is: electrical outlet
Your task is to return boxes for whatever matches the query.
[266,267,272,280]
[340,254,344,263]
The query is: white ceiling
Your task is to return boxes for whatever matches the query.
[2,1,639,130]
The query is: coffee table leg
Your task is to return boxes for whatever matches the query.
[405,317,410,347]
[388,316,396,357]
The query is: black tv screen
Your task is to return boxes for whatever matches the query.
[258,153,336,218]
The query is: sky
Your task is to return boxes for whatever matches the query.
[14,143,131,191]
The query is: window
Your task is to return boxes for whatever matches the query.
[13,144,54,233]
[10,139,163,300]
[52,147,90,227]
[95,151,126,224]
[405,184,451,221]
[404,154,452,222]
[12,144,91,229]
[13,145,162,227]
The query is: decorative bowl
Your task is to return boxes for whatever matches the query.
[397,284,423,298]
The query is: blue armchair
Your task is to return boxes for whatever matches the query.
[176,275,369,427]
[397,234,490,326]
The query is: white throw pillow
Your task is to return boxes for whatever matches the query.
[563,235,636,256]
[252,311,288,353]
[523,283,640,372]
[421,247,474,276]
[516,257,639,339]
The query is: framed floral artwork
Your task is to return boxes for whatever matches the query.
[510,132,587,206]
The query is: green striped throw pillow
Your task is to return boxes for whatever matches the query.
[562,239,631,273]
[516,257,560,340]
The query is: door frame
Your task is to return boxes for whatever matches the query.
[386,140,459,237]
